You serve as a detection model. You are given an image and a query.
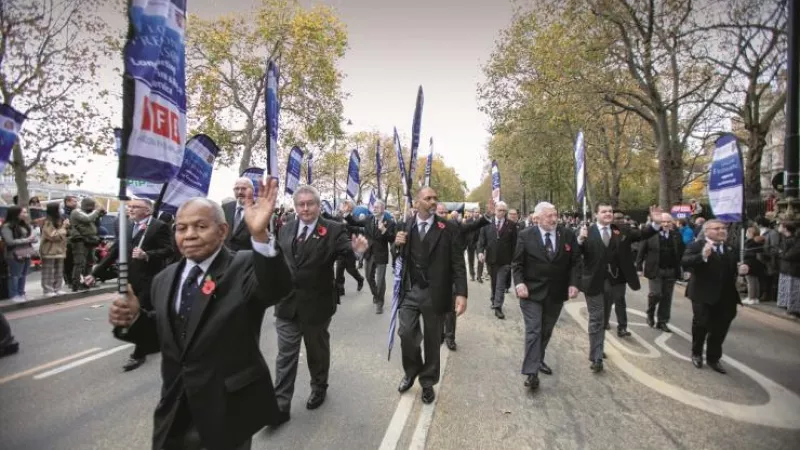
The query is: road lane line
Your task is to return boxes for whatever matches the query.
[0,347,102,385]
[408,346,450,450]
[33,344,134,380]
[6,294,116,320]
[378,385,417,450]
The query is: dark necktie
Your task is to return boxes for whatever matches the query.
[418,222,428,240]
[294,225,309,258]
[715,244,723,255]
[544,232,554,260]
[602,227,611,247]
[234,206,243,229]
[177,265,204,337]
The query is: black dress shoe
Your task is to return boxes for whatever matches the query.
[123,356,146,372]
[617,328,631,337]
[306,390,327,409]
[470,276,475,281]
[539,362,553,375]
[375,304,384,314]
[398,376,416,393]
[524,374,540,390]
[708,361,727,374]
[691,355,703,369]
[646,315,655,328]
[357,279,364,292]
[590,360,604,373]
[495,308,506,320]
[421,386,435,404]
[337,287,345,296]
[272,409,291,427]
[656,322,672,333]
[477,278,483,283]
[604,323,611,331]
[445,339,457,351]
[0,340,20,358]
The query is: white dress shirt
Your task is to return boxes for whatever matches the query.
[296,219,318,239]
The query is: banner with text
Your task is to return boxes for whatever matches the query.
[285,146,304,195]
[424,137,433,187]
[265,59,279,180]
[346,149,360,200]
[0,104,27,174]
[241,167,265,198]
[124,0,187,183]
[491,160,501,203]
[394,127,410,208]
[708,134,745,223]
[574,130,585,208]
[375,140,382,199]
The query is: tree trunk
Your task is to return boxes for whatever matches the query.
[11,143,29,206]
[744,129,767,199]
[657,139,673,209]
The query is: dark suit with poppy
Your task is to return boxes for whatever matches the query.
[477,218,518,310]
[273,217,352,411]
[512,225,580,374]
[394,215,467,387]
[579,223,658,361]
[113,246,292,450]
[222,201,253,252]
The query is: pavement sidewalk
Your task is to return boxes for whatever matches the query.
[0,271,116,313]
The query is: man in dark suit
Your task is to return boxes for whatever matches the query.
[513,202,580,390]
[477,201,517,319]
[87,198,173,371]
[108,179,292,450]
[463,209,480,281]
[349,201,395,314]
[577,204,662,372]
[222,177,255,252]
[681,219,748,374]
[332,200,366,295]
[273,186,369,419]
[395,187,468,404]
[636,213,686,333]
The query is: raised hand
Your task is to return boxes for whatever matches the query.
[578,225,588,243]
[487,198,496,215]
[351,234,369,254]
[243,177,280,242]
[649,205,663,221]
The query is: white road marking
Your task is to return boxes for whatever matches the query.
[408,346,450,450]
[0,347,102,385]
[565,302,800,429]
[378,385,418,450]
[33,344,134,380]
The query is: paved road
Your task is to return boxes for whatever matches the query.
[1,265,799,450]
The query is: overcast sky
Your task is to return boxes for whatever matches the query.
[82,0,513,202]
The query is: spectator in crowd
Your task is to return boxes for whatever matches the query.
[777,222,800,317]
[68,197,105,292]
[1,206,37,303]
[677,218,695,244]
[757,217,782,303]
[40,202,70,296]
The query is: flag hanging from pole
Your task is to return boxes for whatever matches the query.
[346,150,360,200]
[424,137,434,187]
[393,127,410,208]
[406,86,424,189]
[375,140,382,200]
[285,146,304,195]
[368,190,377,211]
[491,160,501,203]
[708,134,745,223]
[123,0,187,183]
[574,130,586,208]
[307,153,313,184]
[321,200,333,215]
[0,104,27,174]
[265,59,279,180]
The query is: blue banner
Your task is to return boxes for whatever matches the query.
[368,190,377,210]
[285,146,304,195]
[321,200,333,215]
[241,167,265,198]
[265,59,279,180]
[406,86,424,189]
[346,149,360,200]
[708,134,745,223]
[393,128,410,208]
[424,137,433,187]
[124,0,187,183]
[574,130,585,208]
[0,104,26,174]
[307,153,313,184]
[375,140,382,200]
[491,160,501,202]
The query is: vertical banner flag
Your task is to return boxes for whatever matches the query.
[393,127,410,208]
[574,130,586,210]
[368,190,377,211]
[241,167,265,198]
[321,200,333,215]
[708,134,745,223]
[406,86,424,189]
[424,137,434,187]
[113,128,123,156]
[491,160,501,203]
[265,59,279,180]
[375,140,383,200]
[123,0,187,183]
[389,86,424,361]
[0,104,27,173]
[346,150,361,200]
[285,146,304,195]
[307,153,313,184]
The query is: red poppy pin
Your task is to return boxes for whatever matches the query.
[317,225,327,237]
[138,223,147,231]
[437,221,445,230]
[564,243,571,252]
[613,229,620,236]
[201,275,216,295]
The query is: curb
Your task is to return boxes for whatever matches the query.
[0,286,117,314]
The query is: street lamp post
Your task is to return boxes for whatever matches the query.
[777,0,800,224]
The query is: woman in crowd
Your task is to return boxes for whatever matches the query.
[1,206,37,303]
[776,222,800,317]
[40,202,70,296]
[742,226,765,305]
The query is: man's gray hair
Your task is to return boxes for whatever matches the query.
[178,198,226,225]
[341,199,354,208]
[374,200,385,209]
[234,177,255,188]
[703,219,725,230]
[292,185,321,206]
[496,201,508,209]
[131,197,154,210]
[533,201,556,215]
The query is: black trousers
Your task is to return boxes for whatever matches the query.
[0,311,14,345]
[520,297,564,374]
[335,253,363,288]
[443,310,456,341]
[691,300,737,363]
[71,242,96,287]
[398,285,443,387]
[466,246,476,279]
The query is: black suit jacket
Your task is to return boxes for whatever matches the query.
[635,231,686,280]
[275,217,353,325]
[115,248,292,450]
[513,225,581,302]
[579,223,658,296]
[394,216,468,314]
[449,215,490,249]
[477,219,518,266]
[682,239,741,306]
[222,201,253,252]
[347,215,396,265]
[93,218,173,308]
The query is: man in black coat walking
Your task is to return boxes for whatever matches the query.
[222,177,256,252]
[477,201,518,319]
